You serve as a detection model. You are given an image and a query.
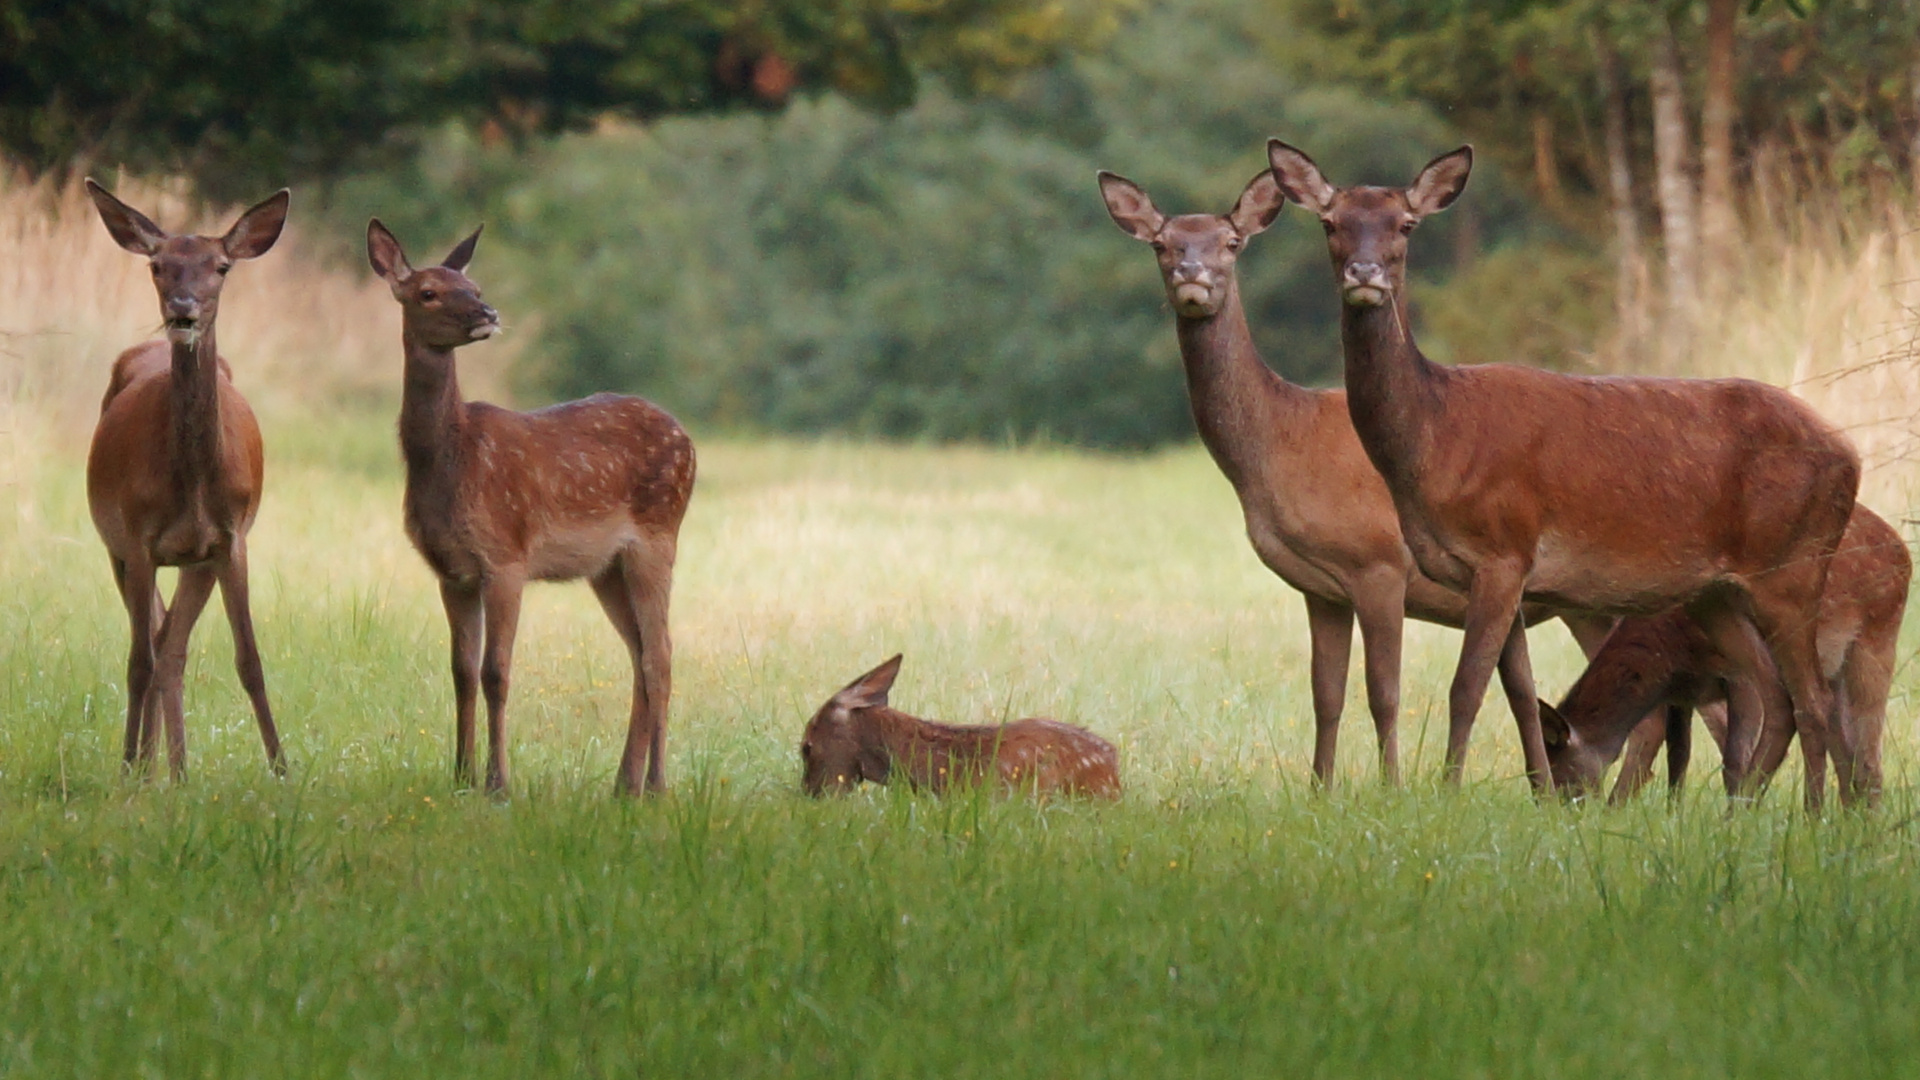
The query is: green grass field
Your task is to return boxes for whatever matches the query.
[4,413,1919,1077]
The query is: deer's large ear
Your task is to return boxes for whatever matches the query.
[1097,171,1165,242]
[1539,700,1571,750]
[442,225,483,271]
[1265,141,1336,216]
[366,219,414,285]
[84,179,168,256]
[1407,146,1472,219]
[222,189,290,259]
[1227,169,1285,238]
[834,654,903,711]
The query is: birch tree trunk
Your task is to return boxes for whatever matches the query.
[1699,0,1740,284]
[1593,30,1648,348]
[1650,16,1699,338]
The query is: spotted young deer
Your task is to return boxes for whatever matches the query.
[84,180,290,780]
[366,221,695,796]
[1098,169,1612,788]
[801,655,1121,798]
[1268,140,1861,808]
[1543,504,1910,806]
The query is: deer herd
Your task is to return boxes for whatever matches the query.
[75,134,1909,811]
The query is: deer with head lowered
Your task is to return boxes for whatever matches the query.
[801,655,1121,798]
[84,180,290,780]
[1098,168,1613,788]
[1542,503,1909,806]
[366,221,695,796]
[1267,140,1862,808]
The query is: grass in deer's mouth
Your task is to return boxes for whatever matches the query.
[2,422,1918,1077]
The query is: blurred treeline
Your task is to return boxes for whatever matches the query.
[6,0,1918,446]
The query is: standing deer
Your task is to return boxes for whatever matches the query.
[1267,140,1861,808]
[1545,504,1909,806]
[366,221,695,796]
[1098,169,1612,788]
[801,655,1121,798]
[84,180,290,780]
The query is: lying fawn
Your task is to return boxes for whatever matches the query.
[84,180,291,780]
[1541,504,1910,805]
[801,655,1121,798]
[367,221,695,796]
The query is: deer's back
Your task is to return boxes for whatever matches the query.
[1403,367,1857,608]
[418,393,694,582]
[991,719,1121,798]
[87,341,264,564]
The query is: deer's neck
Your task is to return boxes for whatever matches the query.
[168,330,224,506]
[398,334,467,482]
[1338,294,1444,487]
[1174,278,1313,491]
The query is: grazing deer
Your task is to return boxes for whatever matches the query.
[1098,169,1612,788]
[84,180,290,780]
[366,221,695,796]
[801,655,1121,798]
[1267,140,1861,808]
[1544,504,1909,806]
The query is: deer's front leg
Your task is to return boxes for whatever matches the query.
[440,578,484,788]
[480,570,527,795]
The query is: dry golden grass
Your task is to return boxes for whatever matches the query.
[0,169,516,487]
[1673,206,1920,514]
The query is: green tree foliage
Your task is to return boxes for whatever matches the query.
[320,0,1543,448]
[0,0,1129,200]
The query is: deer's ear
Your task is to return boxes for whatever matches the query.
[442,224,483,271]
[1539,700,1571,750]
[834,654,903,711]
[1098,171,1165,242]
[1227,169,1285,238]
[85,179,168,256]
[222,189,290,260]
[366,219,414,285]
[1407,146,1472,219]
[1265,141,1336,216]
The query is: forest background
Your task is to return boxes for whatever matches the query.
[9,0,1917,452]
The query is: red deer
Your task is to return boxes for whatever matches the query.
[83,180,290,780]
[1267,140,1860,807]
[366,221,695,796]
[1098,169,1612,788]
[801,655,1121,798]
[1543,505,1909,806]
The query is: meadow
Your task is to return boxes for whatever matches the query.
[4,177,1920,1077]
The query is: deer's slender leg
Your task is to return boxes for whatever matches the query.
[117,554,160,772]
[615,538,676,796]
[440,579,484,788]
[1662,704,1694,796]
[1446,559,1532,786]
[151,565,218,781]
[479,570,526,794]
[1303,595,1354,789]
[215,538,283,774]
[1610,712,1667,804]
[1351,573,1407,786]
[1687,604,1777,799]
[1493,611,1551,794]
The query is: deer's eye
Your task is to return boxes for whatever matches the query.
[1399,219,1417,235]
[1320,219,1335,235]
[1226,237,1243,252]
[216,263,231,275]
[149,263,161,276]
[420,288,438,302]
[1150,241,1166,254]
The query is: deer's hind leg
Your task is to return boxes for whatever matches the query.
[597,536,676,797]
[151,565,218,781]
